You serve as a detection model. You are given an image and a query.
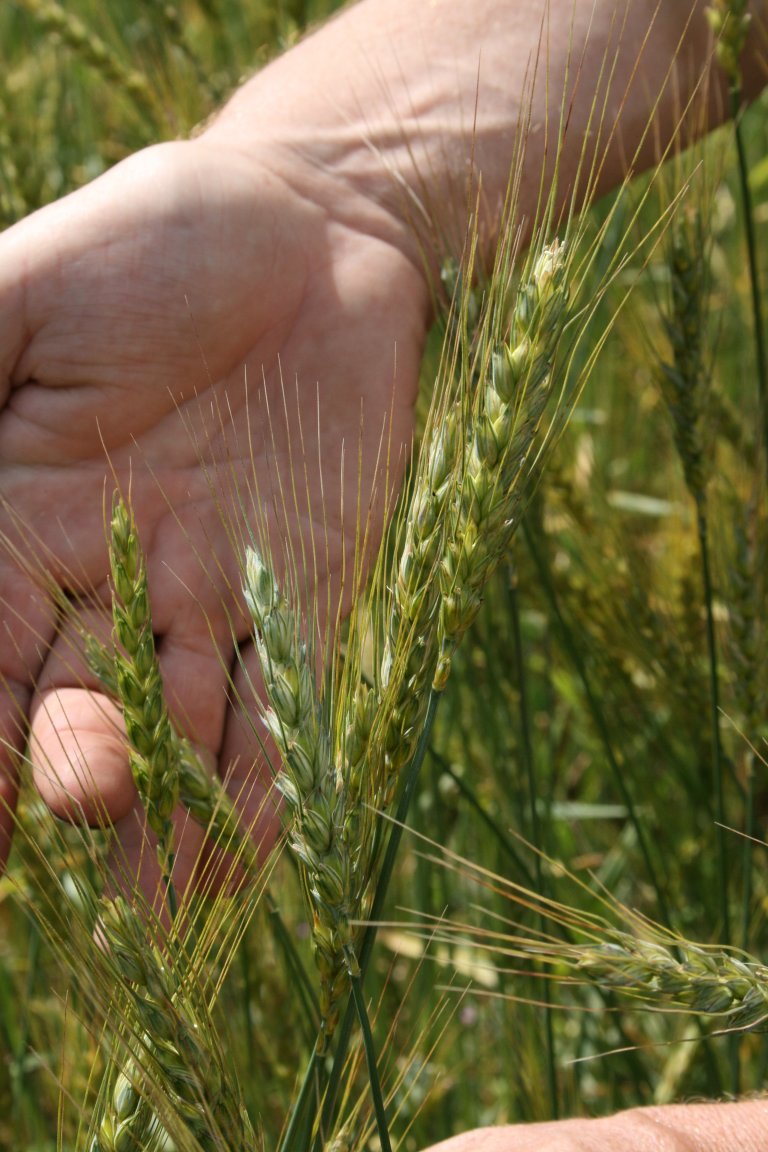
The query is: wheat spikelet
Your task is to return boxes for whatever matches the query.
[86,543,257,875]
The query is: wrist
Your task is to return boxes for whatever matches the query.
[202,0,767,284]
[201,0,541,283]
[629,1099,768,1151]
[200,17,437,286]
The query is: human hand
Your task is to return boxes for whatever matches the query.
[423,1100,768,1151]
[424,1114,694,1152]
[0,133,429,900]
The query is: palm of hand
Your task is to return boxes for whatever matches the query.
[0,139,428,893]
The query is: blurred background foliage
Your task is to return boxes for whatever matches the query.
[1,1,768,1149]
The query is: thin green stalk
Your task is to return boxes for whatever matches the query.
[740,747,756,952]
[164,864,178,924]
[731,87,764,985]
[11,921,41,1140]
[279,1047,320,1152]
[523,519,674,933]
[267,894,321,1041]
[731,98,768,478]
[348,970,392,1152]
[508,572,558,1120]
[319,690,440,1142]
[696,497,736,1093]
[430,753,536,887]
[695,499,729,945]
[366,690,441,964]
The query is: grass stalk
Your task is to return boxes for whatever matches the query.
[508,572,558,1119]
[694,493,737,1092]
[731,99,768,476]
[430,753,536,887]
[319,690,440,1143]
[707,3,767,464]
[696,498,729,946]
[348,971,392,1152]
[279,1048,320,1152]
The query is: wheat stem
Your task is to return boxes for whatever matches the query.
[706,0,768,474]
[348,971,391,1152]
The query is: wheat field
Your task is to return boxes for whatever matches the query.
[1,3,767,1150]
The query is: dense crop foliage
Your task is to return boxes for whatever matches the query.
[1,3,767,1150]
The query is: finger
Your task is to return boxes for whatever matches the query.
[28,557,249,903]
[29,598,134,823]
[30,688,132,824]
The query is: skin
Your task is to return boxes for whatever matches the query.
[0,0,766,1146]
[426,1101,768,1150]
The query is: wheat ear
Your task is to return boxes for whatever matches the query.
[92,896,257,1152]
[576,932,768,1032]
[243,548,353,1048]
[109,497,180,904]
[435,239,571,687]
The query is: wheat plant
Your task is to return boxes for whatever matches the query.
[1,2,768,1151]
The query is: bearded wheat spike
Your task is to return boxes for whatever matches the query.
[243,241,573,1051]
[84,501,260,1148]
[245,527,450,1044]
[243,547,354,1048]
[93,896,256,1152]
[87,503,258,877]
[109,497,179,884]
[577,931,768,1032]
[434,240,571,688]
